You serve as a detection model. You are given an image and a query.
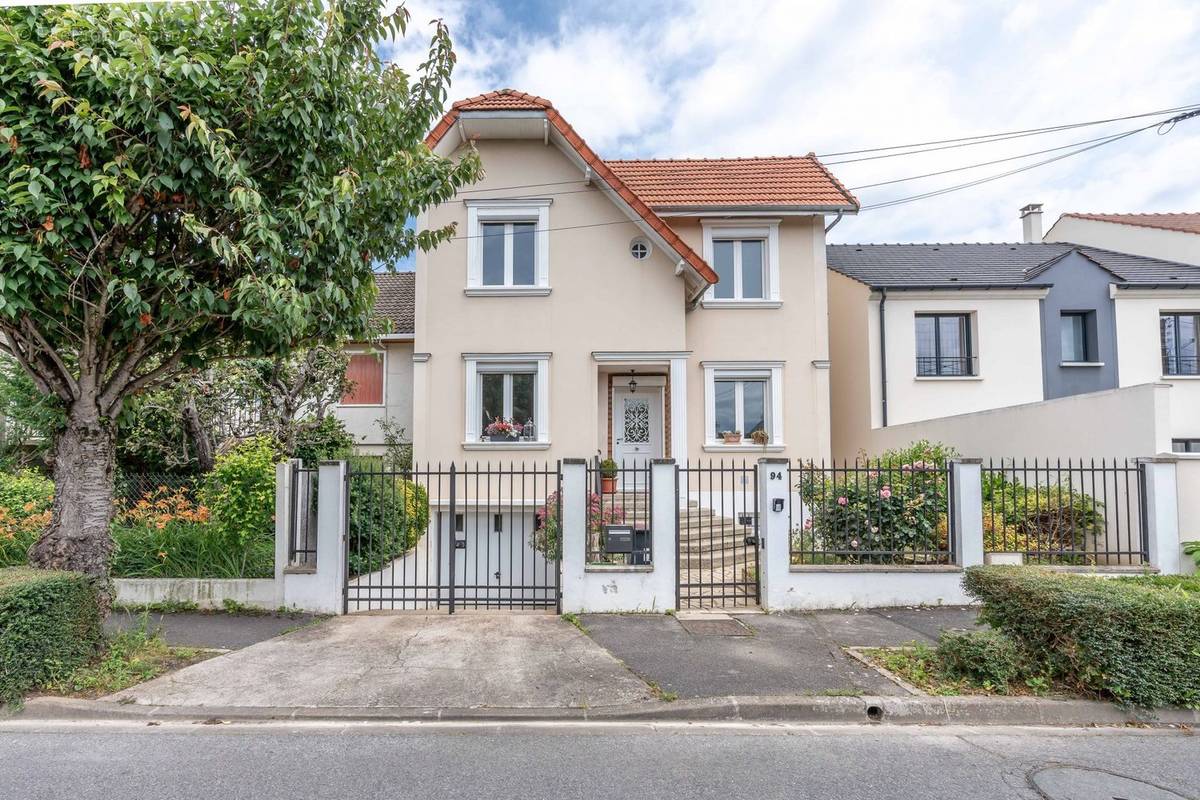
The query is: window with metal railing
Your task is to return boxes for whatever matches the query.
[1161,312,1199,376]
[915,313,975,376]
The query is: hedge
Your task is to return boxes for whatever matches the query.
[963,566,1200,708]
[0,568,102,705]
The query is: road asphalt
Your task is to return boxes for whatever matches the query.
[0,721,1195,800]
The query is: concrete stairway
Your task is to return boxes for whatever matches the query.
[600,492,754,568]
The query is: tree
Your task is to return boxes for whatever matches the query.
[0,0,481,589]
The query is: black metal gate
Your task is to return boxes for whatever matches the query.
[676,462,761,608]
[344,462,561,613]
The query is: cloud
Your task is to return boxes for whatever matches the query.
[379,0,1200,243]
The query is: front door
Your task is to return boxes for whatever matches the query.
[613,386,663,486]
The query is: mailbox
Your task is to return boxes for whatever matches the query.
[603,525,634,555]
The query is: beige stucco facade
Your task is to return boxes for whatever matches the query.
[1045,216,1200,266]
[408,138,834,465]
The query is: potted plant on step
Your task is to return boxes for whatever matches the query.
[484,417,523,442]
[722,430,743,445]
[600,458,619,494]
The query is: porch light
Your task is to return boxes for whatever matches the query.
[627,373,638,393]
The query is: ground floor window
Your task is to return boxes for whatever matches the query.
[463,354,550,445]
[1172,438,1200,454]
[702,361,784,448]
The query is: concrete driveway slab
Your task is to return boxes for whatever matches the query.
[106,614,653,709]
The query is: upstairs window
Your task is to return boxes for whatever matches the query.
[341,352,384,406]
[481,222,537,286]
[1161,312,1199,376]
[466,200,551,293]
[915,314,974,377]
[712,239,766,300]
[1060,311,1094,363]
[701,221,781,306]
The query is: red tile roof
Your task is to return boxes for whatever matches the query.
[1063,213,1200,235]
[426,90,718,284]
[606,157,859,210]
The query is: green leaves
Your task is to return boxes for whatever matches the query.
[0,0,482,412]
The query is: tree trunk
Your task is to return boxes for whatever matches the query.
[183,394,214,472]
[29,407,117,611]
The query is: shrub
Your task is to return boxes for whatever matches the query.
[292,415,354,466]
[795,441,953,564]
[981,471,1103,561]
[346,460,429,576]
[198,437,280,545]
[0,470,53,567]
[963,566,1200,708]
[0,567,102,705]
[935,629,1024,690]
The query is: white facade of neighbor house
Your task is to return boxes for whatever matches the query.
[1112,288,1200,445]
[1046,214,1200,266]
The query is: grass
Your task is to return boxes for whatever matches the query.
[37,616,213,699]
[646,680,678,702]
[857,643,1083,699]
[560,612,588,634]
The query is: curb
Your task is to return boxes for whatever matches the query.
[12,695,1200,728]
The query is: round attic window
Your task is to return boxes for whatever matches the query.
[630,237,651,261]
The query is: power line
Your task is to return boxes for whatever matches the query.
[860,108,1200,211]
[817,102,1200,162]
[847,126,1143,191]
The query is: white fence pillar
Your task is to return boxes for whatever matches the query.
[1141,456,1182,575]
[281,460,347,614]
[648,459,678,605]
[272,460,298,608]
[952,459,984,568]
[757,458,791,612]
[559,459,588,613]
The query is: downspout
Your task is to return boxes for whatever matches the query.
[878,288,888,428]
[824,210,844,233]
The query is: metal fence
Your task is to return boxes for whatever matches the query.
[584,459,651,566]
[981,458,1147,566]
[677,461,759,608]
[288,464,318,567]
[112,472,201,513]
[344,462,560,612]
[789,460,956,566]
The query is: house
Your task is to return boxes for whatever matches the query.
[335,89,859,469]
[1045,211,1200,266]
[826,209,1200,458]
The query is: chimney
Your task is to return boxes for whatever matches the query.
[1019,203,1044,243]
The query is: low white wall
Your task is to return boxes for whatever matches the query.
[840,382,1171,460]
[561,460,676,613]
[1177,457,1200,575]
[114,578,276,610]
[773,569,971,610]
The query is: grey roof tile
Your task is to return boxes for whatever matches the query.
[371,271,415,334]
[827,243,1200,289]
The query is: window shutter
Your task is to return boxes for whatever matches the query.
[342,353,384,405]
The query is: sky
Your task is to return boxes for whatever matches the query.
[379,0,1200,245]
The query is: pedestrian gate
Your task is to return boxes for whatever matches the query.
[676,462,761,608]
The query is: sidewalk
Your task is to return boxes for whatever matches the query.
[105,610,322,650]
[579,607,982,699]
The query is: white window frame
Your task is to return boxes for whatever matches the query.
[463,353,550,448]
[701,361,785,450]
[466,200,551,295]
[700,220,781,308]
[337,347,387,408]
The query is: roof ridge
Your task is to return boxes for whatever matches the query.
[451,88,552,110]
[605,155,823,163]
[1066,211,1200,218]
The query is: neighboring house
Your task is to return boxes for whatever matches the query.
[1045,212,1200,266]
[337,272,415,453]
[826,226,1200,457]
[334,88,859,469]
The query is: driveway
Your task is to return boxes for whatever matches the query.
[107,614,653,709]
